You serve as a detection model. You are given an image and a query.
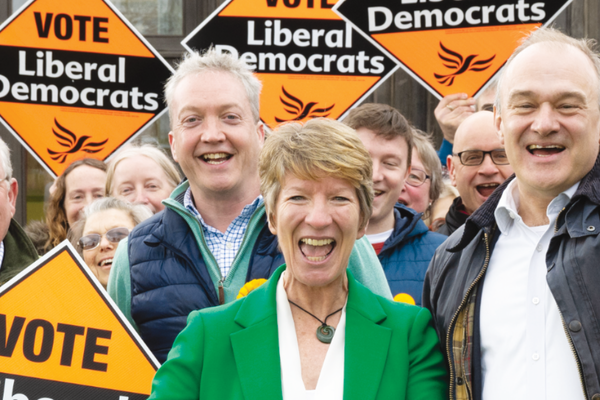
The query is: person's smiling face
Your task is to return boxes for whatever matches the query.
[82,208,135,288]
[112,155,174,213]
[269,174,365,290]
[356,127,409,233]
[169,70,264,200]
[496,42,600,200]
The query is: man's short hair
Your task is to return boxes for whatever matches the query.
[164,48,263,124]
[496,27,600,111]
[0,138,12,181]
[343,103,413,167]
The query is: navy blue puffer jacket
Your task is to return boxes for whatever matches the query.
[129,207,283,363]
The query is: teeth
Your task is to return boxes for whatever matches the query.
[203,153,229,159]
[307,256,327,262]
[300,238,334,246]
[527,144,565,150]
[374,190,383,196]
[100,258,113,267]
[478,183,499,188]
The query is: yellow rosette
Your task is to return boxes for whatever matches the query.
[237,278,267,299]
[393,293,416,305]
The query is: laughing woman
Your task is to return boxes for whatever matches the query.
[149,118,448,400]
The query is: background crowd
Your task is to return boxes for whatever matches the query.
[0,26,598,400]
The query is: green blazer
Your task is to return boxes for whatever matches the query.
[149,266,448,400]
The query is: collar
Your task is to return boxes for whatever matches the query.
[494,179,579,234]
[452,152,600,251]
[183,187,263,229]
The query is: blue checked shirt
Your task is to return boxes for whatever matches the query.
[184,188,263,278]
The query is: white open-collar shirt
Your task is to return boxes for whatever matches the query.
[276,272,346,400]
[480,179,584,400]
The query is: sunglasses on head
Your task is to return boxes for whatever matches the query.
[78,227,131,251]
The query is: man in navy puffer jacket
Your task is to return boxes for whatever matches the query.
[345,103,446,306]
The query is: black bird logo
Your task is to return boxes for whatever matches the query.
[434,42,495,86]
[47,119,108,164]
[275,87,334,123]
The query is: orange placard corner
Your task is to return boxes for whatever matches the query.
[0,242,158,398]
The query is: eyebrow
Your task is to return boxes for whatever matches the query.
[177,103,244,119]
[507,90,587,104]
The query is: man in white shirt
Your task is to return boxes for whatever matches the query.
[423,27,600,400]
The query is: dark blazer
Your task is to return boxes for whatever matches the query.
[150,266,448,400]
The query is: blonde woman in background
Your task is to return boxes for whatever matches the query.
[106,144,181,213]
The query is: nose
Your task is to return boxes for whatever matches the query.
[531,103,560,136]
[134,190,149,205]
[305,197,333,229]
[99,235,114,250]
[201,117,226,143]
[372,161,383,183]
[84,193,95,206]
[478,153,500,176]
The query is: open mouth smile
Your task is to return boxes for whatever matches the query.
[299,238,336,262]
[476,183,499,197]
[527,144,565,157]
[98,258,113,268]
[201,152,232,165]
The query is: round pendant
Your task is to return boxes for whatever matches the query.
[316,325,335,344]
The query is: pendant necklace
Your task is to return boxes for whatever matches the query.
[288,300,343,344]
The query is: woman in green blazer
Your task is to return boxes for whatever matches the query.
[150,118,448,400]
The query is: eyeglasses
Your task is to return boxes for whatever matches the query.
[453,149,509,166]
[78,227,130,251]
[406,168,431,187]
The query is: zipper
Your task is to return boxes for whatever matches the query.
[222,205,263,286]
[218,278,225,305]
[446,231,491,400]
[553,207,587,398]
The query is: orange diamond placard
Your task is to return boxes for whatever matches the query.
[183,0,399,129]
[0,0,174,177]
[0,241,159,399]
[334,0,573,99]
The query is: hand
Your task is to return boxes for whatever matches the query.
[434,93,476,144]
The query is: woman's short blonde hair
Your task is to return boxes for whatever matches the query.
[259,118,373,230]
[106,144,181,195]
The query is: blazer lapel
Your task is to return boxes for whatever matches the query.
[231,266,285,400]
[344,274,391,400]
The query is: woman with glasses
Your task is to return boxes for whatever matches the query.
[69,198,152,288]
[398,129,444,227]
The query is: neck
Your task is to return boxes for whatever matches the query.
[365,211,395,235]
[515,181,555,227]
[189,183,260,233]
[283,271,348,318]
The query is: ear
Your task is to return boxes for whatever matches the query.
[356,219,367,240]
[168,131,178,163]
[7,178,17,218]
[494,106,505,145]
[256,122,265,147]
[447,155,457,187]
[267,212,277,235]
